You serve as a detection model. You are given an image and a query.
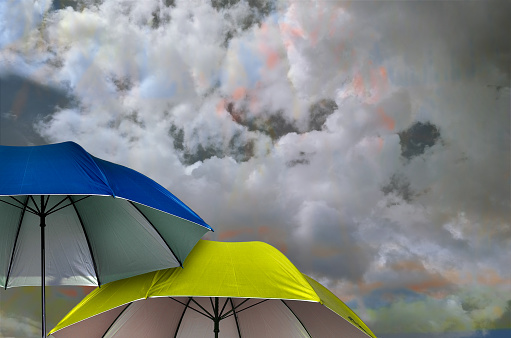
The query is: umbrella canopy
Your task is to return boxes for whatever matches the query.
[0,141,213,336]
[50,240,376,338]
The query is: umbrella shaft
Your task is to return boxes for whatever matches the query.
[214,319,219,338]
[214,297,219,338]
[40,209,46,338]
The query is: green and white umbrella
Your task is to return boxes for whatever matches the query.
[0,142,213,336]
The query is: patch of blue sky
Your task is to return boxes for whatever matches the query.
[139,76,177,99]
[267,10,281,26]
[237,41,264,87]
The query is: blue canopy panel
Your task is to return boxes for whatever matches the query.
[0,142,211,230]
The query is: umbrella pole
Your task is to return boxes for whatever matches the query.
[40,197,46,338]
[213,297,220,338]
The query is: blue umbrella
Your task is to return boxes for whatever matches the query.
[0,141,213,337]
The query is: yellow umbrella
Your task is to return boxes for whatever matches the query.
[50,240,376,338]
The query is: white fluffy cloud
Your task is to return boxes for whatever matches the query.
[1,0,510,335]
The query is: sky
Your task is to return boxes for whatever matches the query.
[0,0,510,337]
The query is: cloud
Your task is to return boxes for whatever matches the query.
[1,0,510,335]
[0,313,39,337]
[0,0,52,49]
[364,286,511,334]
[0,73,71,145]
[0,286,94,337]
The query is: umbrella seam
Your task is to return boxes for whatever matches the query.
[281,300,312,338]
[49,300,144,335]
[70,196,101,287]
[116,197,213,231]
[3,196,28,289]
[80,150,116,198]
[129,201,182,268]
[18,147,32,195]
[147,270,161,299]
[101,302,132,338]
[227,245,240,297]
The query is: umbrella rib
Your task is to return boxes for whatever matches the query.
[173,297,192,338]
[44,195,70,215]
[220,298,249,318]
[169,297,214,319]
[101,303,132,338]
[43,195,51,211]
[221,299,266,319]
[29,195,41,214]
[230,298,242,338]
[45,195,91,215]
[193,297,215,319]
[219,297,230,317]
[281,300,312,338]
[169,297,190,307]
[4,196,29,289]
[1,196,38,215]
[128,201,183,267]
[69,196,101,286]
[0,198,23,209]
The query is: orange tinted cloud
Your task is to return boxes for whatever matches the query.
[377,107,395,131]
[328,10,341,37]
[217,228,253,241]
[367,66,389,103]
[477,268,511,286]
[216,98,226,116]
[357,280,384,295]
[390,260,425,272]
[311,245,342,258]
[265,49,279,69]
[279,22,305,39]
[379,66,388,81]
[57,288,78,298]
[279,22,305,50]
[389,260,454,296]
[408,277,451,294]
[352,72,365,96]
[275,242,288,254]
[232,86,246,100]
[258,226,270,236]
[377,137,384,152]
[258,41,280,70]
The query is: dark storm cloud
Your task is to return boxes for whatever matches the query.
[347,0,511,84]
[0,74,73,146]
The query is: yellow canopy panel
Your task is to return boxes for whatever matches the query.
[50,240,376,338]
